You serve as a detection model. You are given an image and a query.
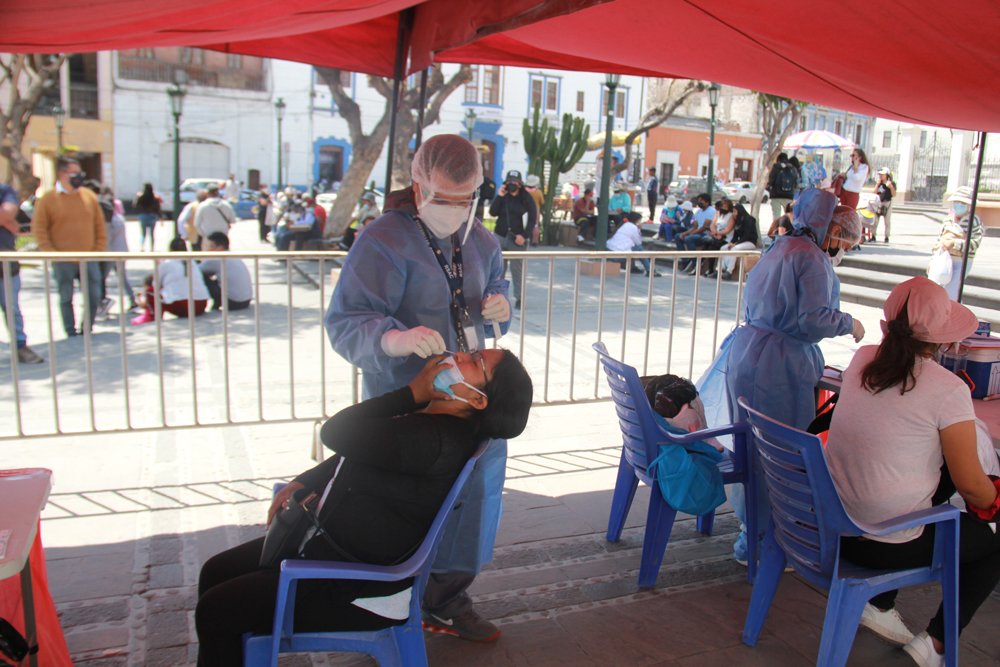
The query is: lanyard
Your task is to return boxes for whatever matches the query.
[416,218,470,352]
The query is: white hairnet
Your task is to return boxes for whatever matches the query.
[828,205,862,246]
[792,188,837,245]
[411,134,483,195]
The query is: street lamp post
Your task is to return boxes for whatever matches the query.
[52,104,66,155]
[275,98,286,191]
[464,108,477,141]
[706,83,720,200]
[596,73,621,251]
[166,84,187,224]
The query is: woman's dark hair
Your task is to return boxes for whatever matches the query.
[138,183,156,209]
[479,351,533,439]
[169,237,187,252]
[860,300,939,395]
[643,374,697,419]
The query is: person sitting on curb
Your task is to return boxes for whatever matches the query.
[607,211,661,277]
[199,233,253,312]
[574,188,598,242]
[132,238,210,325]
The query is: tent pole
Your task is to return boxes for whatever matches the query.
[385,9,413,192]
[414,68,429,151]
[957,131,987,303]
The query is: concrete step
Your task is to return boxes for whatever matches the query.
[839,281,1000,329]
[472,513,745,625]
[838,253,994,290]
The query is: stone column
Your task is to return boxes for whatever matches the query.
[894,128,920,202]
[947,130,976,194]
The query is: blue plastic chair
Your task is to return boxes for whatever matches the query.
[243,440,490,667]
[593,342,754,588]
[738,397,959,667]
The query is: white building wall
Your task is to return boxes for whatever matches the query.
[113,57,646,202]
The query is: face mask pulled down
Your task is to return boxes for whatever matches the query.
[418,190,477,240]
[432,356,486,404]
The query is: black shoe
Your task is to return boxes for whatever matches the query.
[883,238,889,243]
[649,271,663,277]
[630,266,645,274]
[514,299,521,310]
[706,271,718,279]
[721,270,733,281]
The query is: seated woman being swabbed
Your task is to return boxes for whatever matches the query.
[825,277,1000,667]
[194,350,533,666]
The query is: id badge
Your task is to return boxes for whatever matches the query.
[459,308,480,351]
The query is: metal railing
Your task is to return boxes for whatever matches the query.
[0,248,757,440]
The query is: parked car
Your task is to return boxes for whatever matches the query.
[723,181,769,204]
[666,176,726,202]
[231,189,259,219]
[179,177,225,204]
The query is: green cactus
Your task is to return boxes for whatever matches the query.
[540,113,590,244]
[522,106,551,177]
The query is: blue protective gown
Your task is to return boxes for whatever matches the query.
[325,206,510,573]
[725,234,854,430]
[723,202,854,563]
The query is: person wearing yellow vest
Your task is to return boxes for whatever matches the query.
[31,156,107,337]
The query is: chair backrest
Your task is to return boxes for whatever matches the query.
[738,397,858,586]
[593,342,663,478]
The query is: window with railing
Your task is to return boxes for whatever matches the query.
[529,74,559,114]
[465,65,500,105]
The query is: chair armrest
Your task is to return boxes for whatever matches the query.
[656,421,748,444]
[280,558,419,583]
[859,504,960,537]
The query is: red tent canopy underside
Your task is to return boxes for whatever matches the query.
[4,0,999,131]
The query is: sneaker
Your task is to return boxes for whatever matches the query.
[131,312,154,326]
[422,609,501,643]
[860,603,914,646]
[96,297,113,319]
[649,271,663,277]
[577,235,584,243]
[706,271,718,279]
[17,346,44,364]
[721,270,733,281]
[902,632,944,667]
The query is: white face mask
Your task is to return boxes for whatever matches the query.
[828,246,845,266]
[418,189,476,240]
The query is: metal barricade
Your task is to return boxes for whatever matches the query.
[0,248,756,440]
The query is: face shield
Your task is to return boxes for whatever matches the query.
[411,135,484,242]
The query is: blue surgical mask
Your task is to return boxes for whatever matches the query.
[952,202,969,217]
[432,356,487,404]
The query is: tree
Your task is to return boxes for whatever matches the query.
[750,93,806,220]
[614,79,708,177]
[314,65,472,236]
[0,54,68,202]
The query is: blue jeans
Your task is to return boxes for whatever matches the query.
[630,244,650,274]
[0,272,26,348]
[53,261,102,335]
[138,213,158,250]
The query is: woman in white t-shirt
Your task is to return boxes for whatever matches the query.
[132,237,210,325]
[825,276,1000,666]
[839,148,870,209]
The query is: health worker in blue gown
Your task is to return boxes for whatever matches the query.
[325,134,514,642]
[725,188,866,566]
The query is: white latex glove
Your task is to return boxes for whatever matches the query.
[851,318,865,343]
[481,294,511,323]
[380,327,446,359]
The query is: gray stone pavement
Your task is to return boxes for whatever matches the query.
[2,211,999,665]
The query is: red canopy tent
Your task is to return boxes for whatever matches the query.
[5,0,1000,131]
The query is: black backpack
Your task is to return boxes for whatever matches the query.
[774,164,797,197]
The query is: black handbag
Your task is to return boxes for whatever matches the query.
[259,488,320,568]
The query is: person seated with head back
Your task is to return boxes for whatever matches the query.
[132,237,210,325]
[825,277,1000,666]
[198,232,253,312]
[607,211,661,277]
[194,349,533,667]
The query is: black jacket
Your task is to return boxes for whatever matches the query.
[489,189,537,238]
[767,161,799,199]
[297,387,480,567]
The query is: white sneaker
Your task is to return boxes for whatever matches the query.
[902,632,944,667]
[577,235,584,243]
[96,297,114,319]
[860,603,914,646]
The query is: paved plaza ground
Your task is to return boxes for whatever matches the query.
[2,206,999,665]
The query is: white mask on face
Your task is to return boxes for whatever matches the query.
[418,192,475,239]
[828,246,845,266]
